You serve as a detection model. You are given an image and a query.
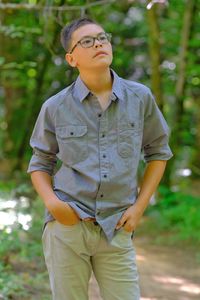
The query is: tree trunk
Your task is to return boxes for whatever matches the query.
[146,2,163,109]
[166,0,196,186]
[174,0,196,138]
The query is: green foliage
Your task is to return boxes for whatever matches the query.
[144,186,200,245]
[0,262,30,300]
[0,229,21,261]
[0,185,50,299]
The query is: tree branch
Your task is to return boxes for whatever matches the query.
[0,0,116,11]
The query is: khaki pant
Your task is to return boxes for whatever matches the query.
[42,220,140,300]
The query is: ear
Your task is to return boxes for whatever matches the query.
[65,53,77,68]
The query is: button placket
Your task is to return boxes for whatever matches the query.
[89,94,103,119]
[99,112,109,180]
[95,111,109,218]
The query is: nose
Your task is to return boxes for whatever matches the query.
[94,38,103,48]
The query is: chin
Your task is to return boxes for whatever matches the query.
[94,59,112,68]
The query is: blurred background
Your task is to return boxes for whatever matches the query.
[0,0,200,299]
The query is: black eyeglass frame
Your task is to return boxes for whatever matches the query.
[69,32,112,54]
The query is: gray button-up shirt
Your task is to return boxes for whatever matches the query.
[27,69,173,242]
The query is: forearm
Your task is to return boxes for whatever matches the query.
[116,160,167,231]
[30,170,80,224]
[31,171,57,209]
[134,160,167,214]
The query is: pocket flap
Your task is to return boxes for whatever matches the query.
[57,125,87,138]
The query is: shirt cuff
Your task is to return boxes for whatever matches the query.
[144,144,173,163]
[27,154,56,176]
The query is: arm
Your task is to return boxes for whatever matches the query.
[116,160,167,231]
[31,170,80,225]
[28,102,80,225]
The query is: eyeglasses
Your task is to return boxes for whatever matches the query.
[69,32,112,54]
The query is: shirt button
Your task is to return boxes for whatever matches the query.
[103,174,107,178]
[98,113,102,118]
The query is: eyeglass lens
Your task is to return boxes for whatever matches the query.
[80,33,111,48]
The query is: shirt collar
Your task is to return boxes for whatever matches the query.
[110,69,124,101]
[73,75,90,103]
[73,69,124,103]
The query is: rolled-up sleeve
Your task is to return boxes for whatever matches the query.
[142,91,173,163]
[27,102,58,175]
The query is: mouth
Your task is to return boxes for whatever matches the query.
[93,51,108,58]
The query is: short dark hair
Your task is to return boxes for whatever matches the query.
[60,17,100,52]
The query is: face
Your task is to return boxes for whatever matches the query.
[65,24,113,72]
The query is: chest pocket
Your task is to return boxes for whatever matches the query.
[56,125,88,166]
[117,121,142,158]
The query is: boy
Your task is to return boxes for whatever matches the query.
[28,17,173,300]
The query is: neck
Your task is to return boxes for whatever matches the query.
[79,68,112,95]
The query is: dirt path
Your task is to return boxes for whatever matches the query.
[88,236,200,300]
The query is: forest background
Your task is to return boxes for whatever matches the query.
[0,0,200,299]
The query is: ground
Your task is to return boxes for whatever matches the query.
[88,234,200,300]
